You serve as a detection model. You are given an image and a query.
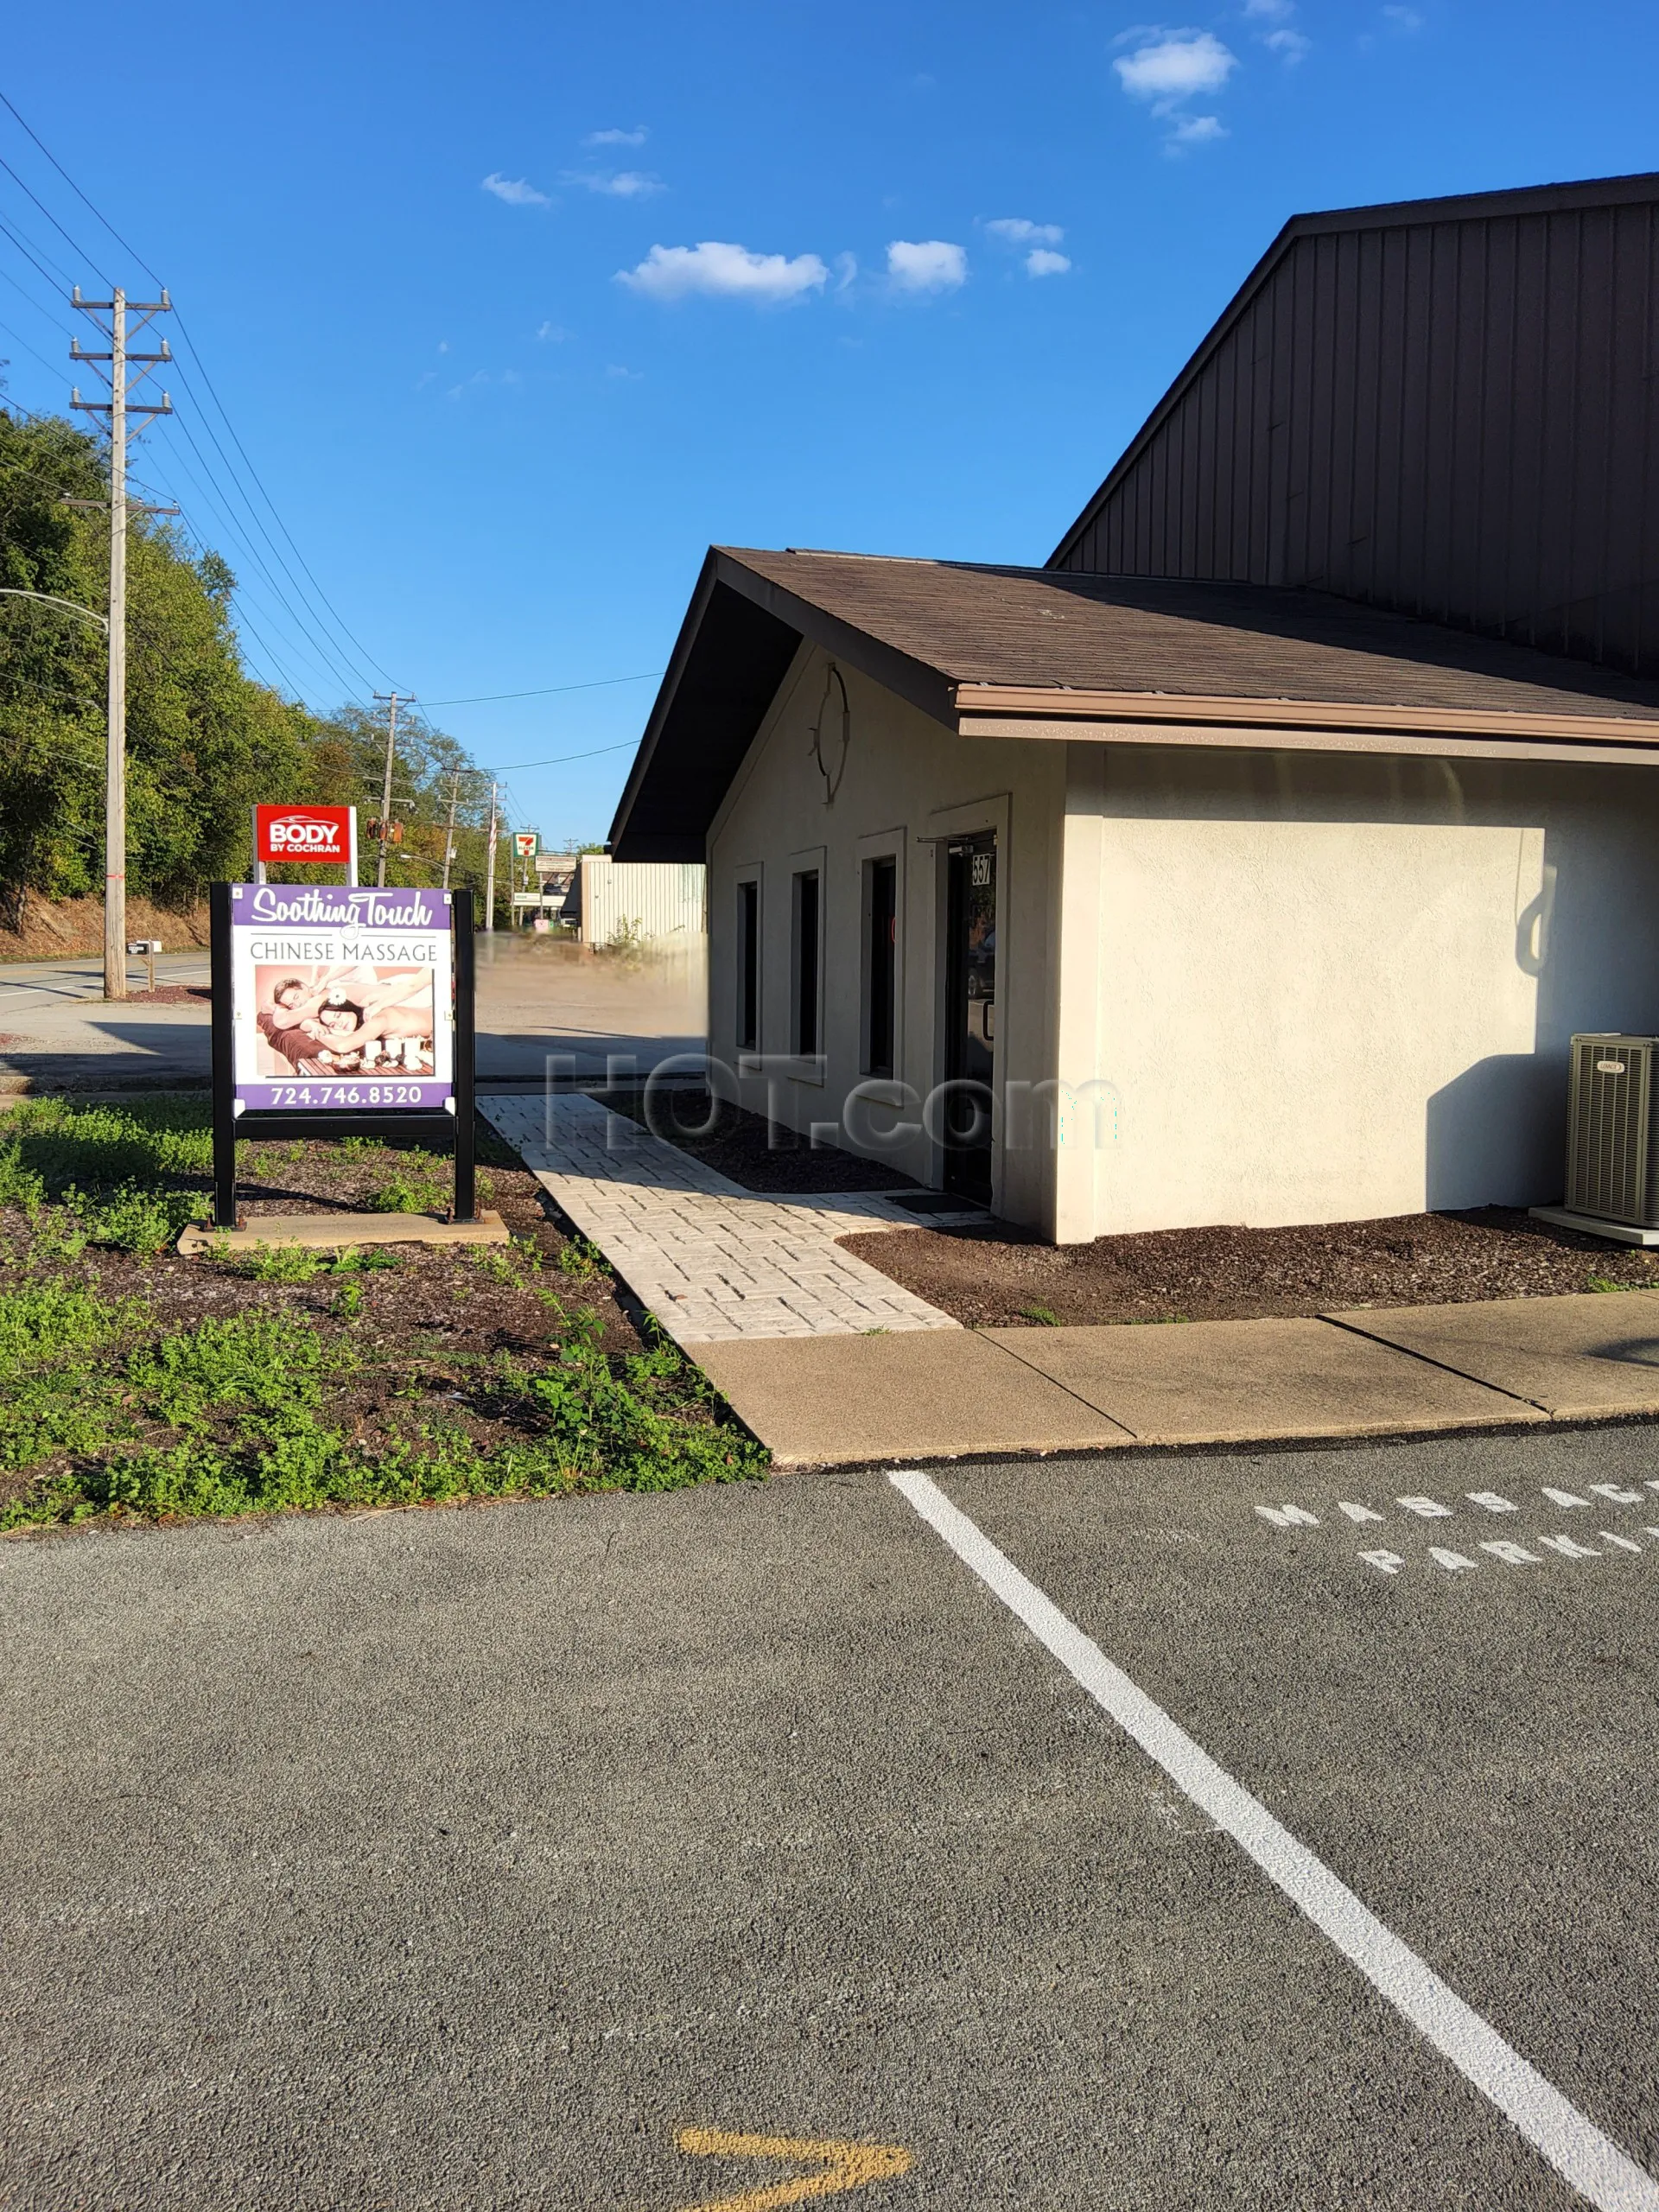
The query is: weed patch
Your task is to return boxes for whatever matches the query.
[0,1099,766,1530]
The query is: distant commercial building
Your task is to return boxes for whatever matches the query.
[562,853,706,950]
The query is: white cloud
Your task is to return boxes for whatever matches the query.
[1262,24,1310,57]
[887,238,967,293]
[1382,3,1424,23]
[535,321,567,341]
[833,251,859,291]
[1114,29,1237,103]
[584,125,647,146]
[1025,247,1072,277]
[1167,112,1227,145]
[481,172,550,207]
[563,168,664,198]
[986,217,1065,245]
[616,240,830,302]
[1243,0,1292,16]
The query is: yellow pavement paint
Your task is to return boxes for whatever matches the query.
[662,2126,912,2209]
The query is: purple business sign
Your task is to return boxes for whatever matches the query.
[228,882,456,1114]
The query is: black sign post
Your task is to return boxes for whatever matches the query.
[210,882,476,1231]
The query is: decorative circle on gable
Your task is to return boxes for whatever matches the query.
[810,663,850,803]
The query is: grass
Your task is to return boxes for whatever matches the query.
[0,1095,768,1531]
[1017,1302,1060,1326]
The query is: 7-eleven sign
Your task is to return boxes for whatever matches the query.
[512,831,537,861]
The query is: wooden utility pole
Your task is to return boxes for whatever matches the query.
[441,768,461,889]
[371,691,412,887]
[71,285,173,1001]
[484,780,499,932]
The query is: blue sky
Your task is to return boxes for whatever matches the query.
[3,1,1657,844]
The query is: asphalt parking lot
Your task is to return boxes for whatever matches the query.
[5,1423,1659,2211]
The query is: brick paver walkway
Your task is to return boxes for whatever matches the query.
[480,1092,961,1344]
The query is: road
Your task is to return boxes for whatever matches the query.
[0,950,211,1009]
[0,938,703,1090]
[3,1422,1659,2210]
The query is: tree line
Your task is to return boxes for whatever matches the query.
[0,401,503,927]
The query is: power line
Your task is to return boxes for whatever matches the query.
[0,170,371,708]
[158,411,373,701]
[0,314,63,379]
[0,93,408,697]
[0,92,161,285]
[489,737,639,770]
[423,671,660,706]
[0,260,75,338]
[0,213,76,299]
[0,148,111,287]
[140,460,352,700]
[168,309,409,690]
[163,372,378,699]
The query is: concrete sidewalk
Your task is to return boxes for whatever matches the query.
[690,1296,1659,1466]
[690,1294,1659,1465]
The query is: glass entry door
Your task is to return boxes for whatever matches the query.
[943,835,996,1202]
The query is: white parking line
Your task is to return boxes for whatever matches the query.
[890,1468,1659,2212]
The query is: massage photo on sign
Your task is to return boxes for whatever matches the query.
[252,963,438,1079]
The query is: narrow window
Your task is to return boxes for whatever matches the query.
[737,879,760,1051]
[864,855,896,1077]
[792,868,821,1057]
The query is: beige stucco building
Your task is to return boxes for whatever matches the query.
[611,176,1659,1244]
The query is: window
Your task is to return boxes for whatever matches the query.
[863,855,897,1077]
[736,877,760,1051]
[791,868,821,1058]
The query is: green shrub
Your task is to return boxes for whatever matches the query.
[0,1280,144,1471]
[236,1244,327,1283]
[0,1096,212,1197]
[79,1182,209,1255]
[369,1166,448,1214]
[127,1308,334,1428]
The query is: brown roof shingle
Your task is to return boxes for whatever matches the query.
[719,547,1659,723]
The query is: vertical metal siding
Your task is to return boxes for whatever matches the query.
[577,856,707,947]
[1053,191,1659,675]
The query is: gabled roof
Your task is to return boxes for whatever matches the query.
[1047,170,1659,574]
[608,546,1659,861]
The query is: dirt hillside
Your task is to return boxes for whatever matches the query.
[0,894,210,963]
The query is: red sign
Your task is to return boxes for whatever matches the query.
[256,804,353,865]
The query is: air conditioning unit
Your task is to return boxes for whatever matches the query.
[1565,1034,1659,1227]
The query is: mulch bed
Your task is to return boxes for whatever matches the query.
[839,1206,1659,1328]
[595,1084,920,1193]
[0,1131,649,1519]
[120,985,210,1005]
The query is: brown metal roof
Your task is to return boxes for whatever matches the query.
[716,548,1659,721]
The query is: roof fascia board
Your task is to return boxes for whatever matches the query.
[957,713,1659,770]
[607,548,733,852]
[1046,170,1659,571]
[953,683,1659,747]
[712,550,956,729]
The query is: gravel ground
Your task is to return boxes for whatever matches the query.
[839,1205,1659,1327]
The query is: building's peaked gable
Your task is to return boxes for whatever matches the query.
[1048,172,1659,677]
